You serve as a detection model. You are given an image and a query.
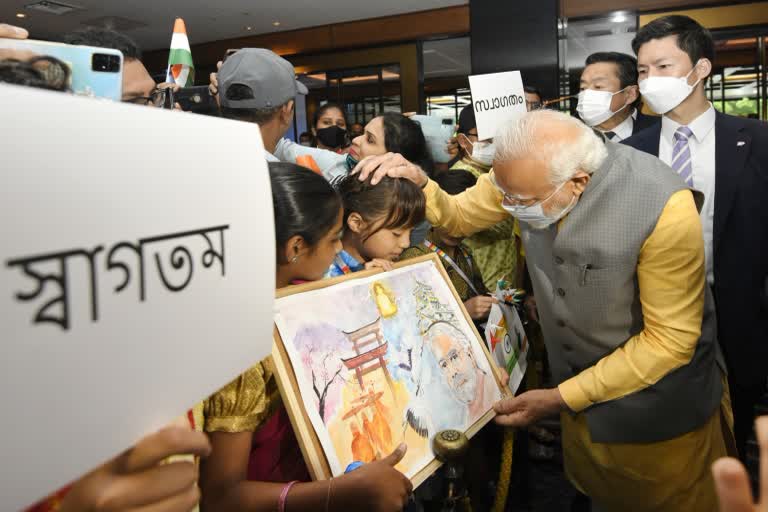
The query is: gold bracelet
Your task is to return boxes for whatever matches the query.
[325,477,333,512]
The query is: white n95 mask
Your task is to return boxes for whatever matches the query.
[639,62,702,114]
[576,88,628,127]
[469,140,495,166]
[501,181,577,229]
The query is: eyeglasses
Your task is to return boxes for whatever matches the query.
[125,87,174,108]
[526,101,543,111]
[489,172,567,209]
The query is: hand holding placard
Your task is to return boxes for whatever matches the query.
[0,83,274,510]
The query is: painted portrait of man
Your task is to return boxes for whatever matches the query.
[425,321,497,422]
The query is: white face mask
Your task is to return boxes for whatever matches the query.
[501,181,578,229]
[468,140,495,166]
[638,61,702,115]
[576,88,628,127]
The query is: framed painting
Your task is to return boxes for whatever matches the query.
[272,254,508,487]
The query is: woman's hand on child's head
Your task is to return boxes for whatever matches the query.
[352,152,428,188]
[464,295,497,321]
[59,426,211,512]
[365,259,395,272]
[337,443,412,511]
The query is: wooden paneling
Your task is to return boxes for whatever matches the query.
[424,76,470,95]
[141,1,767,72]
[331,6,469,48]
[639,2,768,29]
[563,0,738,19]
[290,44,420,113]
[143,6,468,72]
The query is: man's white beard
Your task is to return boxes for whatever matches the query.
[451,370,478,404]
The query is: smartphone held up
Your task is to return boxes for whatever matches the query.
[0,38,123,100]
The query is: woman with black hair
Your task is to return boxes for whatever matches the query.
[200,162,413,512]
[348,112,434,178]
[311,102,349,153]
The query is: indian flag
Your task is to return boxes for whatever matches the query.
[166,18,194,87]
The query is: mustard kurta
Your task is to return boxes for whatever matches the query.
[420,172,733,511]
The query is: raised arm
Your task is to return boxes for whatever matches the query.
[354,152,509,237]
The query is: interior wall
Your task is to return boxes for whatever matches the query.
[290,44,420,113]
[639,2,768,29]
[142,6,468,72]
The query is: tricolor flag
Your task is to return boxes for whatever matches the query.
[166,18,194,87]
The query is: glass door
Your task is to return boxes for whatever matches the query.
[708,28,768,120]
[297,64,402,129]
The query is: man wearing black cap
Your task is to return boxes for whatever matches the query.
[216,48,347,179]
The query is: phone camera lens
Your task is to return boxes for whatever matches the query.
[92,54,121,73]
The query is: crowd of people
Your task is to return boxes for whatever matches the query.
[1,11,767,512]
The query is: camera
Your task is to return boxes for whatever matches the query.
[91,53,121,73]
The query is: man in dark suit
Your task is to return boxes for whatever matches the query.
[624,15,768,461]
[577,52,659,142]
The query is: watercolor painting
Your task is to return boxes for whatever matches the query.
[274,260,502,479]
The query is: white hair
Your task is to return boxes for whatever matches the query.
[424,321,470,350]
[495,109,608,184]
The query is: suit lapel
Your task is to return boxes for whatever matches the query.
[629,122,661,155]
[714,112,751,252]
[633,112,660,134]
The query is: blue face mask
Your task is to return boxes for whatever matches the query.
[345,152,359,171]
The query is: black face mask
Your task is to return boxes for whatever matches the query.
[316,125,347,149]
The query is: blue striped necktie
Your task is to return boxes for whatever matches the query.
[672,126,694,186]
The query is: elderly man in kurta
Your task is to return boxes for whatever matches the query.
[354,109,734,511]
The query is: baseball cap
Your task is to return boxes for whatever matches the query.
[218,48,308,109]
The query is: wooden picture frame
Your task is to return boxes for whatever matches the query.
[271,253,508,487]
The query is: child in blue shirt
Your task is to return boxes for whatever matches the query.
[326,174,426,277]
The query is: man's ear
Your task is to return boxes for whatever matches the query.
[281,100,295,124]
[624,85,639,108]
[694,58,713,82]
[457,133,473,156]
[571,171,591,197]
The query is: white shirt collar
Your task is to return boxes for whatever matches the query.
[610,113,635,141]
[661,103,716,144]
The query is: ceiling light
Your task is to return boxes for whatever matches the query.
[610,11,628,23]
[272,21,281,27]
[25,1,80,15]
[245,26,252,31]
[16,12,27,18]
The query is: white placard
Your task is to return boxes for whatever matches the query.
[468,70,527,141]
[0,84,275,510]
